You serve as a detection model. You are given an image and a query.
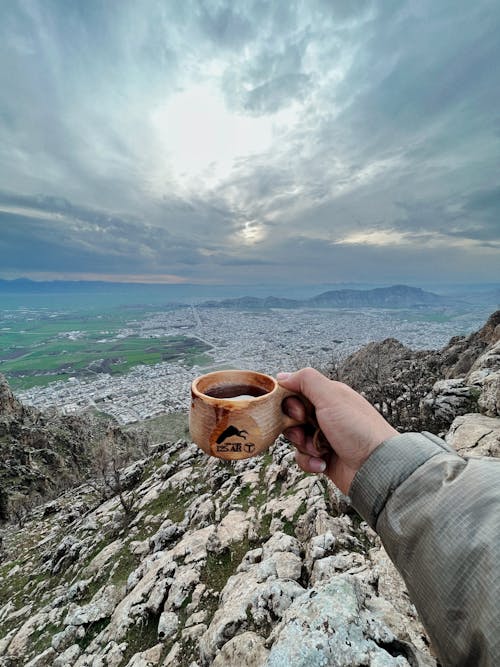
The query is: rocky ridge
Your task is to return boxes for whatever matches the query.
[0,311,499,666]
[337,310,500,433]
[0,377,148,523]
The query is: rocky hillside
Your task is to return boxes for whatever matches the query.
[0,311,499,667]
[0,437,437,667]
[0,377,148,524]
[337,310,500,433]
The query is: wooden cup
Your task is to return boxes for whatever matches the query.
[189,369,327,461]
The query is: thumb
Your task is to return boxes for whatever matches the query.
[277,367,333,408]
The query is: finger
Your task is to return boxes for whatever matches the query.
[282,395,307,422]
[295,449,327,474]
[284,427,330,459]
[282,425,307,448]
[277,368,334,408]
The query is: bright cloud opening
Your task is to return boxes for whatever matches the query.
[150,85,290,193]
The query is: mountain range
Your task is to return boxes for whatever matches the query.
[202,284,455,309]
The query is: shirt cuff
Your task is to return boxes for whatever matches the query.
[349,432,457,530]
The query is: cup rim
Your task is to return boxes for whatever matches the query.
[191,369,277,403]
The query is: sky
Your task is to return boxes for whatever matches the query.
[0,0,499,287]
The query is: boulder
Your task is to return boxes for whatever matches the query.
[212,631,269,666]
[158,611,179,641]
[265,576,430,667]
[446,413,500,457]
[65,584,123,626]
[421,378,477,424]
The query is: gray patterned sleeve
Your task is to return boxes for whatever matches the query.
[349,432,500,667]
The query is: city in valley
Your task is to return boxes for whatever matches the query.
[11,305,492,425]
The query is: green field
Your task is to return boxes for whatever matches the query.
[0,308,212,389]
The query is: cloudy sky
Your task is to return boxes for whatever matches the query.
[0,0,499,286]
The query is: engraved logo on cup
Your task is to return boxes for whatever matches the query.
[210,412,260,458]
[216,426,248,444]
[214,425,256,454]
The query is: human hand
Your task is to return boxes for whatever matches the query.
[277,368,398,495]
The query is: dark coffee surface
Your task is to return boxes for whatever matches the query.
[204,384,269,399]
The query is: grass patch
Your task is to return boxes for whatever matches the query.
[234,484,253,511]
[30,622,60,656]
[200,538,251,593]
[110,546,140,586]
[120,614,160,665]
[78,617,109,652]
[146,487,196,522]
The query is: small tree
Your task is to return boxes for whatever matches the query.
[8,492,38,528]
[89,427,137,518]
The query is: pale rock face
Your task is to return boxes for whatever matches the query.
[65,584,124,626]
[469,340,500,376]
[51,624,85,651]
[161,642,181,666]
[164,564,201,611]
[24,647,57,667]
[183,493,215,528]
[149,519,181,553]
[6,610,49,659]
[169,525,215,563]
[216,510,248,549]
[306,531,337,564]
[199,535,308,664]
[136,480,168,510]
[106,551,175,640]
[66,579,92,601]
[466,341,500,417]
[311,552,368,585]
[446,413,500,457]
[125,642,163,666]
[164,466,193,489]
[422,378,477,422]
[181,622,207,641]
[261,531,302,559]
[100,641,128,667]
[157,611,179,641]
[478,374,500,417]
[53,643,81,667]
[367,548,431,656]
[212,631,270,666]
[265,577,413,667]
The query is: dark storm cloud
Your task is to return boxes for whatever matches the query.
[0,0,498,283]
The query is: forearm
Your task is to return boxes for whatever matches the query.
[349,433,500,667]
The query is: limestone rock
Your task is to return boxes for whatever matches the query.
[446,413,500,457]
[422,378,477,423]
[157,611,179,641]
[212,631,270,666]
[65,584,123,626]
[265,576,421,667]
[24,647,57,667]
[53,644,81,667]
[164,564,200,610]
[478,373,500,417]
[52,624,85,651]
[200,542,306,664]
[82,539,123,577]
[216,510,248,549]
[125,643,163,666]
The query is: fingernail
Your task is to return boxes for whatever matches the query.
[312,458,327,473]
[277,372,292,381]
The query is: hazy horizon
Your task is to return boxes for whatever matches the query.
[1,1,499,285]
